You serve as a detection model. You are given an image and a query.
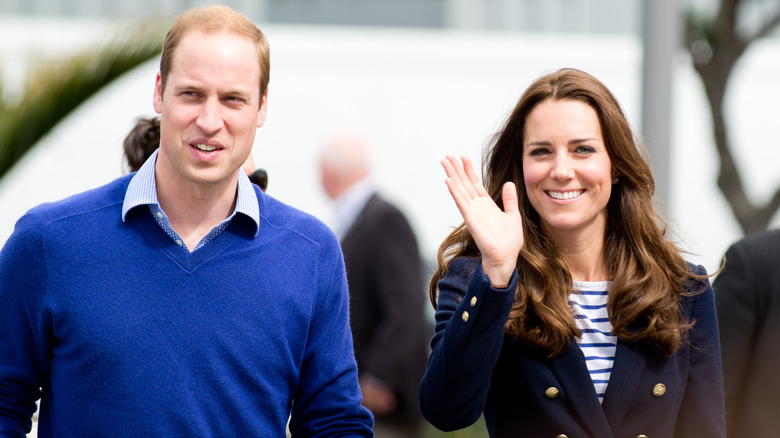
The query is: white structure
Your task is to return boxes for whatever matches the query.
[1,16,779,283]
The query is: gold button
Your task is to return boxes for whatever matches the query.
[555,435,568,438]
[653,383,666,397]
[545,387,559,399]
[637,435,648,438]
[470,296,477,307]
[461,311,469,322]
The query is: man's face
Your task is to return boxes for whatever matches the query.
[153,30,267,190]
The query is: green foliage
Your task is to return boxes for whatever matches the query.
[0,19,168,180]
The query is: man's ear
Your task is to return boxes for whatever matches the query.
[153,72,164,114]
[257,90,269,128]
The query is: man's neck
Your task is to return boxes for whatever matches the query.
[155,168,238,252]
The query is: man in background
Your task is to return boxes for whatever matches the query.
[714,229,780,437]
[0,6,372,436]
[321,132,429,437]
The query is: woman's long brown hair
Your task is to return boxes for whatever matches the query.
[430,68,703,358]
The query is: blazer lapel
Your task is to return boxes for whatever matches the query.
[601,339,647,431]
[550,341,614,438]
[341,194,376,245]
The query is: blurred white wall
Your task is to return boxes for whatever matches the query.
[1,16,779,277]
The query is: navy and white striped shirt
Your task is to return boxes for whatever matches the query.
[570,280,616,404]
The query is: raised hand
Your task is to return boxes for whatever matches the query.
[441,155,524,288]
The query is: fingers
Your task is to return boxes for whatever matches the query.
[501,181,520,215]
[441,156,475,214]
[460,156,479,184]
[441,155,479,199]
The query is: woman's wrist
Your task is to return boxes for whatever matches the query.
[482,260,515,289]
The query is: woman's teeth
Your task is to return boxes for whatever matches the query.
[547,190,582,200]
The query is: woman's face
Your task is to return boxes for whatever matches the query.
[522,98,613,241]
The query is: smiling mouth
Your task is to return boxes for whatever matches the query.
[546,190,583,200]
[193,143,219,152]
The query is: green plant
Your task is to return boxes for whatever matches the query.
[0,18,168,180]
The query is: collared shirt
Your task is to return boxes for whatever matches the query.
[333,177,375,241]
[121,149,260,251]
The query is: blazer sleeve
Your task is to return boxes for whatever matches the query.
[418,257,517,431]
[712,241,757,432]
[673,265,726,437]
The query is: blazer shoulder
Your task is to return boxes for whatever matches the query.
[726,229,780,264]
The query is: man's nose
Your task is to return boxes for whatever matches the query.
[196,99,224,134]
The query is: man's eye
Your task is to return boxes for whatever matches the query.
[226,96,246,104]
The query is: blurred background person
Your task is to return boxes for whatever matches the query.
[714,229,780,437]
[248,167,268,192]
[123,116,160,173]
[123,116,267,191]
[320,131,429,437]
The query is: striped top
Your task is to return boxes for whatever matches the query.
[570,280,617,404]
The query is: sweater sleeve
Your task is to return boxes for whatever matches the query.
[673,265,727,437]
[418,257,517,431]
[288,235,374,437]
[0,214,50,437]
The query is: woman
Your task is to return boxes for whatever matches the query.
[419,68,725,437]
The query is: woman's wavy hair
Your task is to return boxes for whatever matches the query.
[429,68,704,358]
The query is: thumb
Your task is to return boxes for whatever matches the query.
[501,181,520,215]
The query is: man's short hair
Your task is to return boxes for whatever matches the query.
[159,5,270,101]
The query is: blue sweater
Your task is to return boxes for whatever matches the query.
[0,175,373,437]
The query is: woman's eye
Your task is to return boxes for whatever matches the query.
[576,145,596,154]
[529,148,550,157]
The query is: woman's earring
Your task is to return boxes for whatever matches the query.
[612,178,619,184]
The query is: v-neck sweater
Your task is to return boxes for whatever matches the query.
[0,174,373,437]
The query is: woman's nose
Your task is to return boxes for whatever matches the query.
[550,155,574,180]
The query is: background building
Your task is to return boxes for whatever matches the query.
[3,2,780,437]
[2,0,779,307]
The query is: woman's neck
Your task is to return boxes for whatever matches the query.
[549,227,610,282]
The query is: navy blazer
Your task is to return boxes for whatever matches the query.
[419,257,726,437]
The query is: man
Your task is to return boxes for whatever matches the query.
[0,6,373,436]
[320,133,428,437]
[714,229,780,438]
